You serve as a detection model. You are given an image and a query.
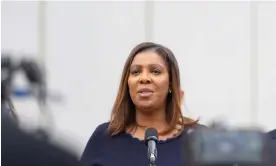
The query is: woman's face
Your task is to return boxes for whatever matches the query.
[128,50,170,111]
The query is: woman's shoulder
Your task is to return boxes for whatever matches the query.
[83,122,111,148]
[80,122,111,164]
[95,122,110,131]
[182,117,208,129]
[92,122,110,136]
[184,123,208,133]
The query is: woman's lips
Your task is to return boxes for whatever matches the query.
[138,88,153,98]
[138,91,153,98]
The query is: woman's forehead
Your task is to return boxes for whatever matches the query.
[131,51,167,67]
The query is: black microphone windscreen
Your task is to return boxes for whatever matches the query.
[145,128,158,143]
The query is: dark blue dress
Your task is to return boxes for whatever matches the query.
[80,122,191,166]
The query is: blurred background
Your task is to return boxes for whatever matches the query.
[1,1,276,157]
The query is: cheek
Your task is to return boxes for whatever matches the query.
[154,78,170,95]
[128,78,136,95]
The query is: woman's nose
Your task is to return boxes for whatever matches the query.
[139,72,151,84]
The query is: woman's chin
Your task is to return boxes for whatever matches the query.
[136,102,155,111]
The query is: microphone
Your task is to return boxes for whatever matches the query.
[145,128,159,166]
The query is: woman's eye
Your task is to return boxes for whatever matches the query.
[131,70,140,75]
[152,69,161,75]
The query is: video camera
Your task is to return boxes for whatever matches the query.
[2,55,80,166]
[1,54,51,140]
[184,123,272,166]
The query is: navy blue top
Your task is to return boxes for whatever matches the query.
[80,122,194,166]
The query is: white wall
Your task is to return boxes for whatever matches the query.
[152,2,252,127]
[1,1,39,56]
[2,1,276,156]
[45,1,147,155]
[257,2,276,131]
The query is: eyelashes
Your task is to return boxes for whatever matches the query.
[130,69,161,76]
[152,69,161,75]
[130,70,140,76]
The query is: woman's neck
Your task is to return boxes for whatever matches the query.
[135,108,167,132]
[128,107,181,140]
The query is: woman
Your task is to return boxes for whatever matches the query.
[80,42,202,166]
